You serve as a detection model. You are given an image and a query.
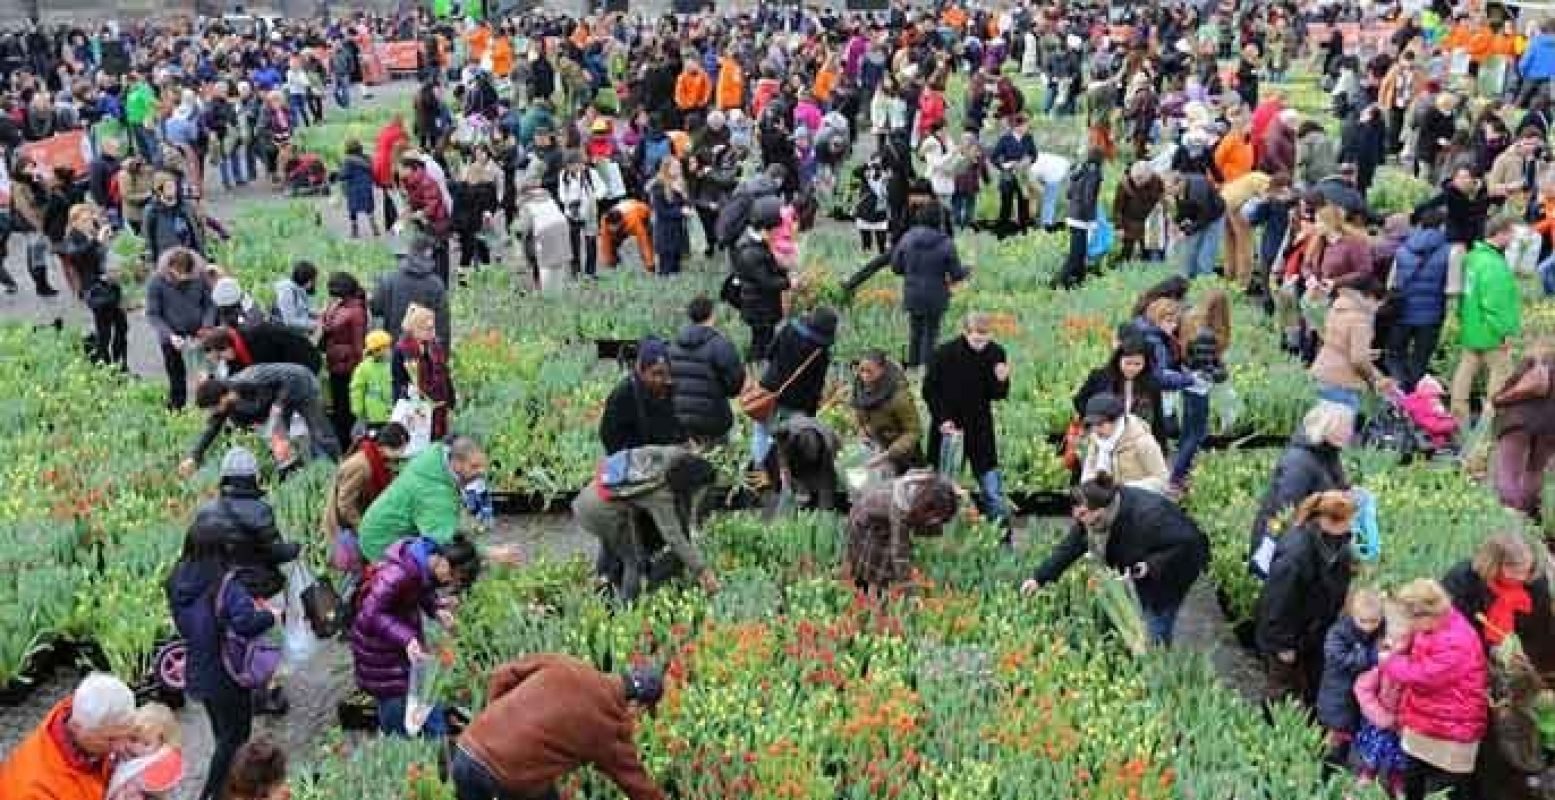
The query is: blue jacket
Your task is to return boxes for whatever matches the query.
[1523,34,1555,81]
[1390,227,1450,326]
[1125,317,1194,391]
[337,153,376,215]
[891,225,968,314]
[168,562,276,700]
[1316,616,1378,732]
[990,132,1037,169]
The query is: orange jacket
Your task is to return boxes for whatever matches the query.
[600,199,654,271]
[467,26,491,63]
[716,57,744,110]
[942,6,968,31]
[490,36,514,78]
[0,700,113,800]
[814,66,839,104]
[1534,199,1555,240]
[1214,133,1255,183]
[675,66,712,111]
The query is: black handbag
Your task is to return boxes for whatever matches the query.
[301,572,345,639]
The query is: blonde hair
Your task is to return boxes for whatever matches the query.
[133,702,181,749]
[963,311,990,333]
[1182,290,1232,356]
[1143,298,1181,329]
[1347,587,1384,620]
[1300,401,1355,446]
[1473,532,1534,584]
[1295,489,1356,525]
[401,303,436,337]
[1395,579,1452,622]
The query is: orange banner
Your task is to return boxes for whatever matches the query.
[1305,21,1399,51]
[20,130,86,178]
[361,47,389,85]
[378,41,421,72]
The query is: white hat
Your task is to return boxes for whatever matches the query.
[212,277,242,307]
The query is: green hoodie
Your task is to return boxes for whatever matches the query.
[350,358,393,425]
[1459,240,1522,351]
[358,444,461,561]
[125,82,156,128]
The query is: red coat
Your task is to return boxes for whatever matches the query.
[321,296,368,376]
[372,120,408,188]
[1382,609,1489,744]
[402,170,450,236]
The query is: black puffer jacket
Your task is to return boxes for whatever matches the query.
[1254,522,1354,656]
[669,324,744,439]
[1032,487,1210,611]
[1249,433,1348,559]
[189,479,300,599]
[734,235,789,328]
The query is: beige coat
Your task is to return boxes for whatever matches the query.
[1081,414,1169,494]
[1309,291,1384,391]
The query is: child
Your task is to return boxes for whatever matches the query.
[83,259,128,369]
[727,109,754,152]
[853,156,891,254]
[106,703,183,800]
[951,133,988,229]
[337,139,378,238]
[1352,621,1410,795]
[1396,374,1459,450]
[1317,588,1384,766]
[351,329,394,436]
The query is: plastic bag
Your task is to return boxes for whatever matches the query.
[404,649,443,736]
[281,562,320,667]
[1351,488,1380,561]
[1211,382,1242,436]
[391,399,434,455]
[1087,213,1113,261]
[839,443,892,492]
[937,429,965,481]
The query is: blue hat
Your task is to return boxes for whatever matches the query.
[635,337,670,369]
[624,665,665,707]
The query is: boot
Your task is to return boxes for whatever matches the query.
[29,265,58,297]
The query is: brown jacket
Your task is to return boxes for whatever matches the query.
[1309,291,1383,391]
[458,655,664,800]
[1112,175,1164,239]
[320,449,374,539]
[855,382,923,471]
[1493,356,1555,438]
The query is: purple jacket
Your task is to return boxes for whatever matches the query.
[350,539,438,698]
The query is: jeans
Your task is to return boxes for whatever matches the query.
[906,309,944,368]
[161,340,189,410]
[1179,218,1225,279]
[1141,599,1184,645]
[951,192,975,227]
[131,125,158,163]
[1317,384,1362,411]
[1540,253,1555,297]
[333,76,352,109]
[198,686,254,800]
[288,93,309,126]
[453,747,552,800]
[376,694,447,738]
[1171,388,1210,485]
[1384,323,1442,392]
[1038,177,1064,228]
[976,469,1008,522]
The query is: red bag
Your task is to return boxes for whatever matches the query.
[1061,417,1084,472]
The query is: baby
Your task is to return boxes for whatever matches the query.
[1396,375,1458,449]
[107,704,184,800]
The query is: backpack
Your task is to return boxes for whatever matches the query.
[641,135,673,179]
[594,446,677,500]
[714,189,757,246]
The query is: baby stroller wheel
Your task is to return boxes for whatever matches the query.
[153,640,188,693]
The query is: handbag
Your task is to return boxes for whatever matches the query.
[215,572,283,690]
[1060,416,1084,471]
[301,572,345,639]
[1493,361,1554,407]
[739,345,824,423]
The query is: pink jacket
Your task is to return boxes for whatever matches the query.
[1399,392,1458,444]
[1381,609,1489,743]
[1354,666,1402,730]
[770,205,798,270]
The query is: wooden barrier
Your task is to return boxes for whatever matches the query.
[1305,21,1401,51]
[378,40,421,73]
[19,130,87,178]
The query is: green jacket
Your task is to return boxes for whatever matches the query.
[358,444,461,562]
[125,82,156,128]
[1459,241,1522,351]
[350,358,393,424]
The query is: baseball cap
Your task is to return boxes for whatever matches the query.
[1083,393,1125,426]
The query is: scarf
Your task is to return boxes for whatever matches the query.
[229,329,254,367]
[360,439,392,499]
[1088,419,1128,477]
[851,361,904,411]
[1485,577,1532,646]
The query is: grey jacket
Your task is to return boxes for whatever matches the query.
[145,262,215,343]
[271,278,317,335]
[371,252,449,342]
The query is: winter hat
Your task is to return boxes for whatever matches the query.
[635,336,671,369]
[219,446,259,479]
[212,277,243,307]
[624,665,665,708]
[1083,392,1126,425]
[590,118,612,134]
[1415,375,1446,397]
[805,307,839,344]
[706,109,727,130]
[365,330,393,355]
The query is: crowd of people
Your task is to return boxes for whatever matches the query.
[3,1,1555,799]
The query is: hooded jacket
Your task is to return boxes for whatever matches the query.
[357,444,463,562]
[1384,608,1489,744]
[191,479,300,600]
[668,325,743,439]
[1459,240,1522,350]
[1255,521,1355,656]
[734,234,790,328]
[1249,433,1348,557]
[1310,290,1384,391]
[457,655,665,800]
[760,319,834,416]
[1033,487,1210,611]
[891,225,968,315]
[599,374,686,456]
[144,256,214,344]
[143,195,205,260]
[852,360,923,470]
[351,538,439,698]
[168,560,276,700]
[1112,174,1164,239]
[1080,413,1169,494]
[0,699,116,800]
[1389,227,1450,327]
[1317,616,1379,732]
[371,251,449,343]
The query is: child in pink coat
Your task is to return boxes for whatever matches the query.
[1353,634,1409,795]
[1397,375,1458,449]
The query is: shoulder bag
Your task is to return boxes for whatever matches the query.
[739,346,824,423]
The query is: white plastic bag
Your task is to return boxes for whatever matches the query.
[404,653,441,735]
[1507,225,1542,276]
[391,398,434,455]
[281,562,320,667]
[1212,383,1243,436]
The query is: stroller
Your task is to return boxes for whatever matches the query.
[1357,386,1460,464]
[286,153,330,197]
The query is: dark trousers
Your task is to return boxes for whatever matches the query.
[458,229,491,268]
[569,221,597,276]
[199,687,254,800]
[695,205,719,256]
[433,240,451,287]
[859,229,888,254]
[996,177,1029,231]
[1265,647,1322,709]
[906,309,943,369]
[1404,757,1471,800]
[1056,225,1090,288]
[748,323,775,362]
[328,372,355,447]
[161,340,189,410]
[452,747,556,800]
[93,307,128,368]
[1385,323,1442,392]
[382,189,398,232]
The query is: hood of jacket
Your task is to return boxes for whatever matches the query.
[1404,226,1447,257]
[398,251,436,278]
[852,359,907,411]
[899,224,952,253]
[674,324,720,351]
[155,246,207,281]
